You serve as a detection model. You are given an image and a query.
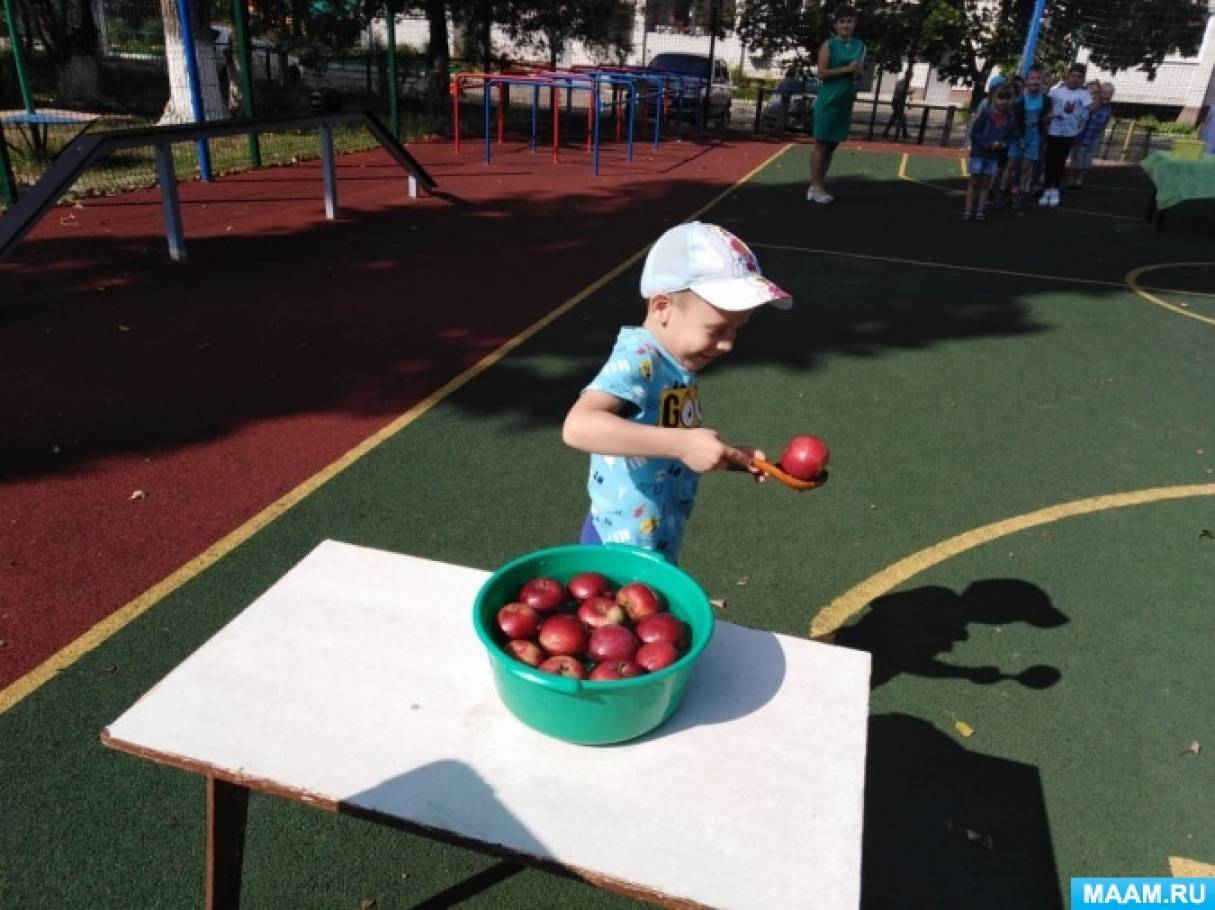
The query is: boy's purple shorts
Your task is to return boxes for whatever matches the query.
[579,514,602,545]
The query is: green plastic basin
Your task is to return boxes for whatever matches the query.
[472,544,714,745]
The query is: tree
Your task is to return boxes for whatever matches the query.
[505,0,634,69]
[15,0,103,100]
[738,0,919,74]
[419,0,451,109]
[158,0,229,122]
[900,0,1208,110]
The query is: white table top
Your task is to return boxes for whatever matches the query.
[103,540,871,909]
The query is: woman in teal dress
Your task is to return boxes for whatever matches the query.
[809,6,865,203]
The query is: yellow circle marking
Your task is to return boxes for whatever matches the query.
[1126,262,1215,327]
[810,483,1215,640]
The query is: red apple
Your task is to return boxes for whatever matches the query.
[506,639,544,667]
[589,660,645,681]
[538,614,588,656]
[778,434,830,482]
[577,595,627,629]
[616,581,662,622]
[539,655,586,678]
[587,624,640,663]
[518,576,566,613]
[497,602,540,639]
[636,613,688,650]
[568,571,612,601]
[635,641,680,672]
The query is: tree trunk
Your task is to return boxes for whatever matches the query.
[424,0,451,112]
[157,0,230,123]
[57,53,101,101]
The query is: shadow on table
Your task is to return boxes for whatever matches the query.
[341,759,542,905]
[835,579,1068,690]
[860,712,1063,909]
[622,621,787,745]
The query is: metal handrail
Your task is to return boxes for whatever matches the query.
[0,110,436,263]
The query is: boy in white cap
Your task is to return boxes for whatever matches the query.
[563,221,793,563]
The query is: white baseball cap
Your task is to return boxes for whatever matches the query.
[639,221,793,312]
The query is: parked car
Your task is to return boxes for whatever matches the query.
[760,73,820,132]
[646,52,733,127]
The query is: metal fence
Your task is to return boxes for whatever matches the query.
[1,1,440,208]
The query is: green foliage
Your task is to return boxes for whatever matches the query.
[739,0,1209,105]
[502,0,633,68]
[738,0,924,72]
[1138,115,1199,137]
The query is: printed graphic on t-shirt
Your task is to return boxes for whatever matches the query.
[659,385,702,429]
[583,327,703,562]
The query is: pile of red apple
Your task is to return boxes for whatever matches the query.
[495,573,690,681]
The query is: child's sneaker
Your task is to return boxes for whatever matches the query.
[1038,191,1051,206]
[1048,188,1061,207]
[962,210,974,221]
[975,209,987,221]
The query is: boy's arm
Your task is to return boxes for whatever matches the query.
[563,390,753,474]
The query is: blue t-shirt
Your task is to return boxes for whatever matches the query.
[582,326,701,563]
[1022,92,1045,155]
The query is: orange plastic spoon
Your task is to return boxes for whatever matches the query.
[751,457,827,492]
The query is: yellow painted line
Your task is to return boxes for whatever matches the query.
[750,242,1215,308]
[897,152,960,194]
[1127,262,1215,327]
[1170,857,1215,877]
[959,157,968,178]
[810,484,1215,640]
[0,143,797,716]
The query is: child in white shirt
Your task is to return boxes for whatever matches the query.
[1039,64,1091,207]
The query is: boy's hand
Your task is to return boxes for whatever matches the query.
[734,445,769,483]
[678,429,753,474]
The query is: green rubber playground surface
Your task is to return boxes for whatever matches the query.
[3,145,1214,908]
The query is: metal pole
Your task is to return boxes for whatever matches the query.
[1018,0,1049,76]
[319,124,337,218]
[0,115,16,205]
[172,0,213,181]
[386,5,400,139]
[154,144,187,261]
[703,0,718,130]
[2,0,36,114]
[639,0,648,65]
[230,0,260,166]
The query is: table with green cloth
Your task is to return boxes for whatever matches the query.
[1140,150,1215,224]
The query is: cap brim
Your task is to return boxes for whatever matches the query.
[689,276,794,312]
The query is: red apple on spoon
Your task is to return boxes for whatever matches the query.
[590,660,645,681]
[577,594,627,629]
[538,614,588,656]
[568,571,612,601]
[587,624,640,663]
[636,613,688,650]
[539,655,586,678]
[636,641,680,672]
[506,639,544,667]
[518,576,566,613]
[497,602,540,639]
[616,581,662,623]
[778,435,830,482]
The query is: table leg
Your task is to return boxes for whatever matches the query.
[206,776,250,909]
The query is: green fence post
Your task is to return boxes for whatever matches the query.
[386,5,399,139]
[0,116,16,206]
[2,0,36,114]
[231,0,261,166]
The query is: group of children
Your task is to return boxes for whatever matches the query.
[964,64,1116,220]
